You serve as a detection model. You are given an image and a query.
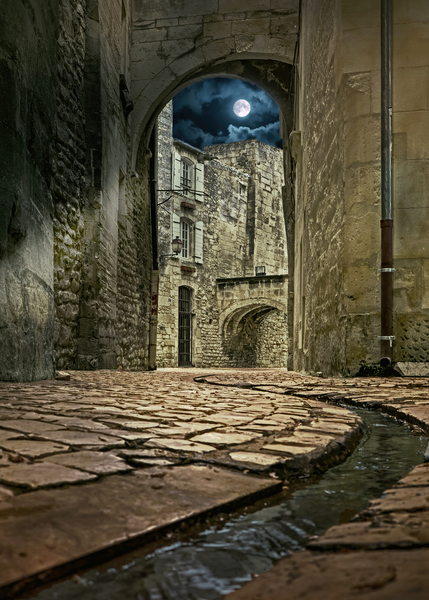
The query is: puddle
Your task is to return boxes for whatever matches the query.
[28,409,427,600]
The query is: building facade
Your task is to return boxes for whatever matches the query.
[156,103,288,368]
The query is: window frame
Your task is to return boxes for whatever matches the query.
[180,218,192,260]
[180,158,193,195]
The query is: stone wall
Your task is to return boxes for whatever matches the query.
[389,0,429,362]
[0,0,59,381]
[52,0,86,370]
[295,0,429,375]
[294,0,346,375]
[204,141,287,278]
[51,0,153,372]
[43,0,154,373]
[115,146,152,370]
[223,307,288,368]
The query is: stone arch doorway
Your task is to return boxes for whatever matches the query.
[134,59,296,369]
[221,302,288,368]
[130,4,299,370]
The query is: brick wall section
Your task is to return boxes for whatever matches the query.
[52,0,87,370]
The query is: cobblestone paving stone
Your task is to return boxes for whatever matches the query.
[0,369,364,496]
[0,368,428,598]
[217,371,429,600]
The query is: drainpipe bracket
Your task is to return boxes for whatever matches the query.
[378,268,396,273]
[378,335,395,347]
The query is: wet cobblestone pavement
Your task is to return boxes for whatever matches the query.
[0,368,428,598]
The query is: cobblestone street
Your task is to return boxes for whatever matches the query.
[0,368,429,598]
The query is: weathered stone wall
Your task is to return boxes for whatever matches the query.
[389,0,429,362]
[204,141,287,278]
[0,0,59,381]
[294,0,346,375]
[222,307,288,368]
[52,0,86,370]
[116,145,152,370]
[156,108,288,368]
[255,309,288,367]
[51,0,153,372]
[295,0,429,375]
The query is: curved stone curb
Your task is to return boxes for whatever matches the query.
[225,374,429,600]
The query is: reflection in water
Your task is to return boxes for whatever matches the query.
[32,411,427,600]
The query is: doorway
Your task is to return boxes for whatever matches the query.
[178,286,192,366]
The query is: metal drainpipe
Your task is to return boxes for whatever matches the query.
[379,0,395,367]
[148,129,159,371]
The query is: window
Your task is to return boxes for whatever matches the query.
[181,160,192,194]
[173,151,204,201]
[181,220,189,259]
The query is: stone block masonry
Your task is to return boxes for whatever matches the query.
[52,0,87,370]
[294,0,429,375]
[51,0,153,372]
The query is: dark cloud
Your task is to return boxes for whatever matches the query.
[173,78,282,150]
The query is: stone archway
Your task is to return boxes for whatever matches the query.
[130,3,299,370]
[130,2,299,165]
[220,301,288,368]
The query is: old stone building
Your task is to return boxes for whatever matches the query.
[1,0,429,381]
[156,102,287,368]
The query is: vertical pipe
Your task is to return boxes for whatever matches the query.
[380,0,394,367]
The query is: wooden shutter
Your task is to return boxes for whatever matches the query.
[194,221,203,263]
[172,213,181,242]
[173,151,181,190]
[195,162,204,201]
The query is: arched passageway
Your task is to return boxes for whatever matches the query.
[136,57,296,368]
[222,303,288,368]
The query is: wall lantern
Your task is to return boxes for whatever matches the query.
[160,237,183,260]
[172,236,183,255]
[255,266,266,276]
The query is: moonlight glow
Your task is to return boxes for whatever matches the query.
[233,99,251,117]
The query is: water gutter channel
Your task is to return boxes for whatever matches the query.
[23,379,429,600]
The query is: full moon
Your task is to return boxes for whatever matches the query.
[233,99,251,117]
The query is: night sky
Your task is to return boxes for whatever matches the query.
[173,78,282,151]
